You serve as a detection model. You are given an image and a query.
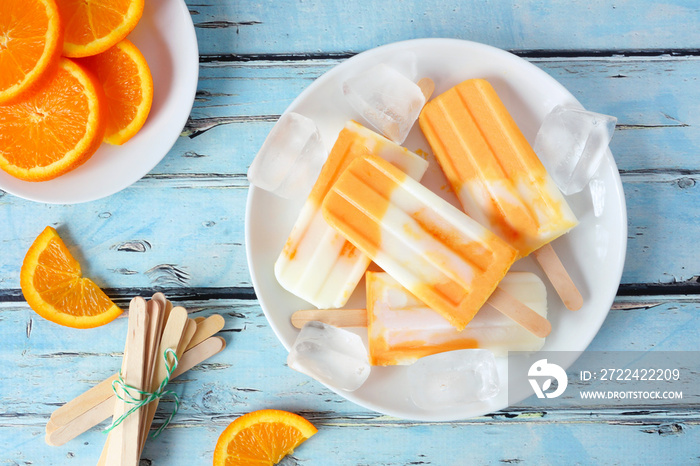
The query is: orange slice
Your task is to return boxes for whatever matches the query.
[0,0,63,104]
[20,226,123,329]
[213,409,318,466]
[56,0,145,58]
[78,39,153,145]
[0,57,106,181]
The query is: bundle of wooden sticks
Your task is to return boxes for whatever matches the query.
[44,293,226,465]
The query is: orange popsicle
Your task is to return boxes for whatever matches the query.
[321,155,518,331]
[419,78,578,258]
[275,120,428,309]
[367,271,547,366]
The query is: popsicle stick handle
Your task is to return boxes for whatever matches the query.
[46,396,115,447]
[418,77,435,101]
[104,297,150,466]
[486,287,552,338]
[533,243,583,311]
[48,373,119,430]
[291,309,367,329]
[137,299,165,449]
[177,319,197,357]
[45,337,226,447]
[137,307,188,454]
[186,314,225,350]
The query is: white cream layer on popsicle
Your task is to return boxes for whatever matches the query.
[367,271,547,366]
[275,121,428,309]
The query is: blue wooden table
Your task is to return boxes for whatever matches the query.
[2,1,699,464]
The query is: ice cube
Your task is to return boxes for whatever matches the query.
[287,321,370,392]
[408,349,500,409]
[342,63,426,144]
[247,112,326,199]
[534,105,617,195]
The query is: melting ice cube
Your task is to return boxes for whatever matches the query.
[534,105,617,195]
[408,349,500,409]
[287,321,370,392]
[342,63,426,144]
[247,112,326,199]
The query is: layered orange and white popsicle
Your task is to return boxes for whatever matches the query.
[275,121,428,309]
[367,271,547,366]
[419,78,578,258]
[322,155,518,331]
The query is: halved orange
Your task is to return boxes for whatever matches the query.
[56,0,144,58]
[0,57,106,181]
[213,409,318,466]
[20,226,123,329]
[77,39,153,145]
[0,0,63,104]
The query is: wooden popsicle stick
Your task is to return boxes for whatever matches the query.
[486,287,552,338]
[138,317,194,451]
[417,77,435,101]
[175,336,226,376]
[48,373,119,431]
[177,319,197,358]
[194,316,205,324]
[186,314,225,350]
[137,307,189,454]
[291,309,367,329]
[137,299,165,448]
[47,392,119,447]
[532,243,583,311]
[45,337,226,446]
[151,293,173,326]
[291,289,551,338]
[46,419,58,434]
[103,297,150,466]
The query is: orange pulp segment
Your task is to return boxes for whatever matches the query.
[78,39,153,145]
[20,226,123,329]
[0,0,63,104]
[213,409,318,465]
[0,57,106,181]
[56,0,145,58]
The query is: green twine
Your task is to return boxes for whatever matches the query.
[103,347,181,439]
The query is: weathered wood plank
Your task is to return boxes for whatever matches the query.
[186,0,700,56]
[0,173,697,290]
[0,186,250,291]
[182,56,700,174]
[3,417,699,465]
[1,298,697,417]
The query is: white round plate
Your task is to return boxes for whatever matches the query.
[0,0,199,204]
[245,39,627,421]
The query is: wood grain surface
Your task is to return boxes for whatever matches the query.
[2,0,699,464]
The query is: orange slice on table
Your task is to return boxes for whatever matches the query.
[0,0,63,104]
[213,409,318,466]
[78,39,153,145]
[20,226,123,329]
[0,58,106,181]
[56,0,145,58]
